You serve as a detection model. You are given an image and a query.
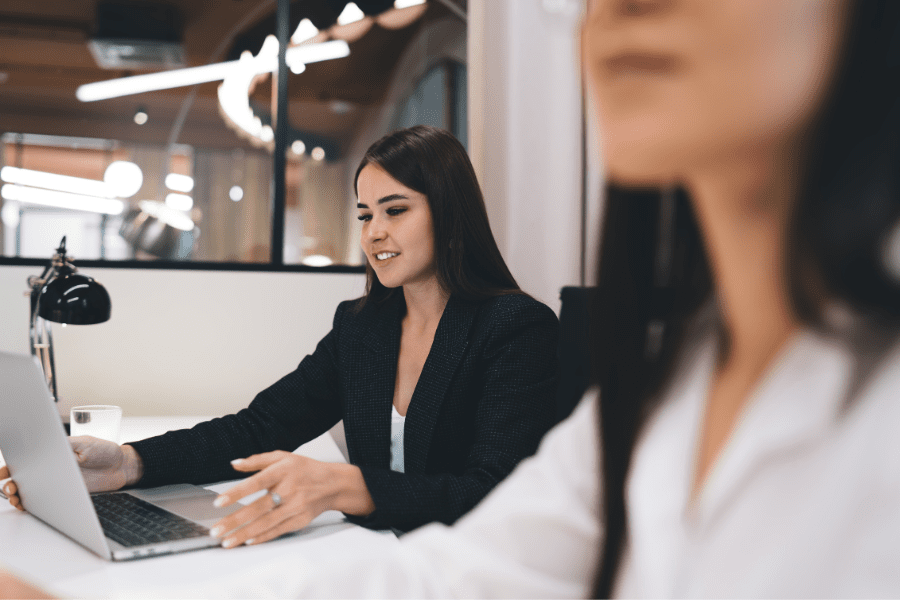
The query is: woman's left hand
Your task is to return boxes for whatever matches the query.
[210,451,374,549]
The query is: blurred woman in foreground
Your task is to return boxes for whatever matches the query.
[4,0,900,596]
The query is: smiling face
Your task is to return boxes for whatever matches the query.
[357,164,437,290]
[582,0,849,186]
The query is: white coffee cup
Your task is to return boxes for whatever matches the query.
[70,405,122,443]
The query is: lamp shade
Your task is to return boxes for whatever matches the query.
[38,273,111,325]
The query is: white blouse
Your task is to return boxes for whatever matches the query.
[390,404,406,473]
[151,328,900,598]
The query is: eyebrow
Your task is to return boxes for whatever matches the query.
[357,193,408,209]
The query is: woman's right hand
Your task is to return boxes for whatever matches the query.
[0,436,144,511]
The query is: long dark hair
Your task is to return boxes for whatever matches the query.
[592,1,900,596]
[354,125,521,307]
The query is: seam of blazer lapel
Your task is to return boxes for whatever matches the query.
[404,296,477,474]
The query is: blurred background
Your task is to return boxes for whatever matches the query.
[0,0,466,266]
[0,0,591,416]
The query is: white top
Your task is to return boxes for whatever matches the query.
[390,405,406,473]
[142,328,900,598]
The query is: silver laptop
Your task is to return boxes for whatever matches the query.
[0,350,241,560]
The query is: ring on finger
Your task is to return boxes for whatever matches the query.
[269,490,282,508]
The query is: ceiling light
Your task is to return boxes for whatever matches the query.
[291,18,319,44]
[337,2,365,25]
[394,0,426,8]
[287,40,350,66]
[79,39,349,102]
[302,254,333,267]
[1,184,125,215]
[138,200,195,231]
[1,166,112,197]
[165,173,194,193]
[104,161,144,198]
[133,108,148,125]
[291,140,306,155]
[77,62,236,101]
[329,100,353,114]
[311,147,326,161]
[1,201,20,227]
[218,40,348,146]
[229,185,244,201]
[165,192,193,211]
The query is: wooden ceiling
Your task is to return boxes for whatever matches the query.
[0,0,462,155]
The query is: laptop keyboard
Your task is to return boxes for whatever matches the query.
[92,492,210,548]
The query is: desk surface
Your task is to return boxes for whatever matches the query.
[0,417,398,598]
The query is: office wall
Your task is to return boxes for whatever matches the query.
[469,0,588,312]
[0,265,365,417]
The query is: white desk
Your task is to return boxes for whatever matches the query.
[0,418,398,598]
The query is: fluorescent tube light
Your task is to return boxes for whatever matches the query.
[77,39,349,102]
[165,173,194,193]
[1,166,112,197]
[1,184,125,215]
[77,62,237,101]
[287,40,350,66]
[395,0,426,8]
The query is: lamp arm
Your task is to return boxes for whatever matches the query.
[28,267,59,402]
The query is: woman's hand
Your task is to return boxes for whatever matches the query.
[0,437,143,510]
[0,467,22,512]
[71,436,143,493]
[210,451,375,549]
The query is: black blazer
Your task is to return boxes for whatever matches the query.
[130,292,560,532]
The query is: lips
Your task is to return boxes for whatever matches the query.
[374,251,399,261]
[604,52,677,76]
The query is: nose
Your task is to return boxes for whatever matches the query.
[362,213,387,247]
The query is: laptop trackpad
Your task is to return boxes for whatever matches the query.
[127,484,241,526]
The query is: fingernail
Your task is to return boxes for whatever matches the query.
[244,538,255,546]
[231,458,244,466]
[222,538,237,548]
[213,496,227,508]
[209,526,223,538]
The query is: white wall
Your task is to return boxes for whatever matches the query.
[0,265,364,417]
[469,0,587,312]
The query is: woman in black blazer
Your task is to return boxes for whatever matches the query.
[2,126,559,545]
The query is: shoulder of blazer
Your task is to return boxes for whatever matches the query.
[335,295,404,352]
[472,293,560,337]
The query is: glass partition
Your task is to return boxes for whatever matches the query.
[0,0,467,268]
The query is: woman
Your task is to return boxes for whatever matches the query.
[0,125,560,546]
[6,0,900,597]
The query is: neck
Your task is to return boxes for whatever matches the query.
[401,278,450,329]
[684,143,801,371]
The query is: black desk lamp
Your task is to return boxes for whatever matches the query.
[27,236,111,404]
